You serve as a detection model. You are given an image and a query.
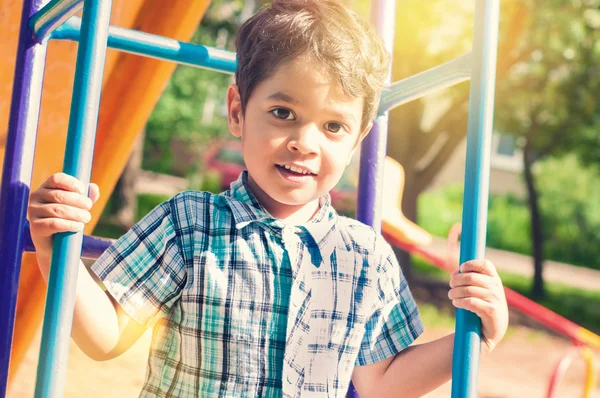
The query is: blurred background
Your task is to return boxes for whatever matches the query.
[4,0,600,397]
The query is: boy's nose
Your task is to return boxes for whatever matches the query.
[287,127,319,155]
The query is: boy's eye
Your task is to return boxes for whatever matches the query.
[271,108,295,120]
[325,122,344,134]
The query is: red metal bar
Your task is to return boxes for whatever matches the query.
[383,231,600,350]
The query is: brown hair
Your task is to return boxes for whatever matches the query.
[234,0,390,130]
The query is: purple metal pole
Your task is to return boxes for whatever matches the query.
[0,0,50,395]
[356,121,387,229]
[355,0,397,232]
[23,224,115,260]
[350,0,397,397]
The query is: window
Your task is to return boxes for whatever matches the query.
[491,132,523,173]
[496,134,516,157]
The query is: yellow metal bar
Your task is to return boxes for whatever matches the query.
[582,347,597,398]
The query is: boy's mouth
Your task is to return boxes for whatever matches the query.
[275,164,317,182]
[276,164,317,176]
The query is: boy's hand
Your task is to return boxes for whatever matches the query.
[448,259,509,353]
[28,173,100,259]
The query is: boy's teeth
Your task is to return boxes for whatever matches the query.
[283,164,310,175]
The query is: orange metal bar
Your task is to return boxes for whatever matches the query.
[4,0,211,384]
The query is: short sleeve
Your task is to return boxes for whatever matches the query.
[91,199,187,328]
[356,243,424,366]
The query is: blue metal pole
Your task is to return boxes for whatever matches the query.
[0,0,50,395]
[29,0,83,41]
[451,1,500,397]
[379,53,472,114]
[51,16,238,74]
[34,0,113,396]
[350,0,397,397]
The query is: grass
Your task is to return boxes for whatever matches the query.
[417,301,456,329]
[411,256,600,335]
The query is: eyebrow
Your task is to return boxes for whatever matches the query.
[330,111,357,126]
[266,91,299,105]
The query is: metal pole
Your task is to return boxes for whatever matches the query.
[0,0,50,395]
[355,0,397,231]
[379,53,472,114]
[29,0,83,41]
[451,1,499,397]
[51,17,238,74]
[34,0,113,396]
[349,0,397,397]
[23,225,114,260]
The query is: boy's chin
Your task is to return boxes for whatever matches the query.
[269,189,324,207]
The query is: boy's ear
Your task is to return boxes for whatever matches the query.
[227,84,243,137]
[346,121,373,165]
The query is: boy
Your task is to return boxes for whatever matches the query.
[28,0,508,397]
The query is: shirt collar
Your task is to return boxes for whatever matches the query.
[222,171,338,246]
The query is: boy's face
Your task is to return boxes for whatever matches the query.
[227,56,371,214]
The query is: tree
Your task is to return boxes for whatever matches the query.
[494,1,600,298]
[143,0,247,176]
[385,0,600,297]
[109,129,145,229]
[386,0,530,273]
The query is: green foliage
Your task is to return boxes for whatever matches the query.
[143,0,246,176]
[411,256,600,334]
[137,193,171,220]
[187,170,222,194]
[536,154,600,267]
[418,185,531,256]
[495,1,600,158]
[418,155,600,270]
[417,301,456,329]
[94,193,171,239]
[485,195,532,256]
[92,223,128,241]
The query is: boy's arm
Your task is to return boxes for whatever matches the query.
[36,252,146,361]
[353,258,508,397]
[352,333,454,398]
[29,174,146,360]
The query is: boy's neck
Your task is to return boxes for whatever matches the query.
[246,174,321,225]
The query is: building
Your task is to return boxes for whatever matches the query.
[429,132,526,197]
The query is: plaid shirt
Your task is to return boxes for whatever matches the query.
[92,172,423,397]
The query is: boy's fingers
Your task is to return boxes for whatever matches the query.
[88,183,100,204]
[36,188,93,210]
[29,203,92,224]
[451,297,494,319]
[30,217,85,237]
[459,259,498,277]
[449,272,494,289]
[42,173,86,195]
[448,285,493,302]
